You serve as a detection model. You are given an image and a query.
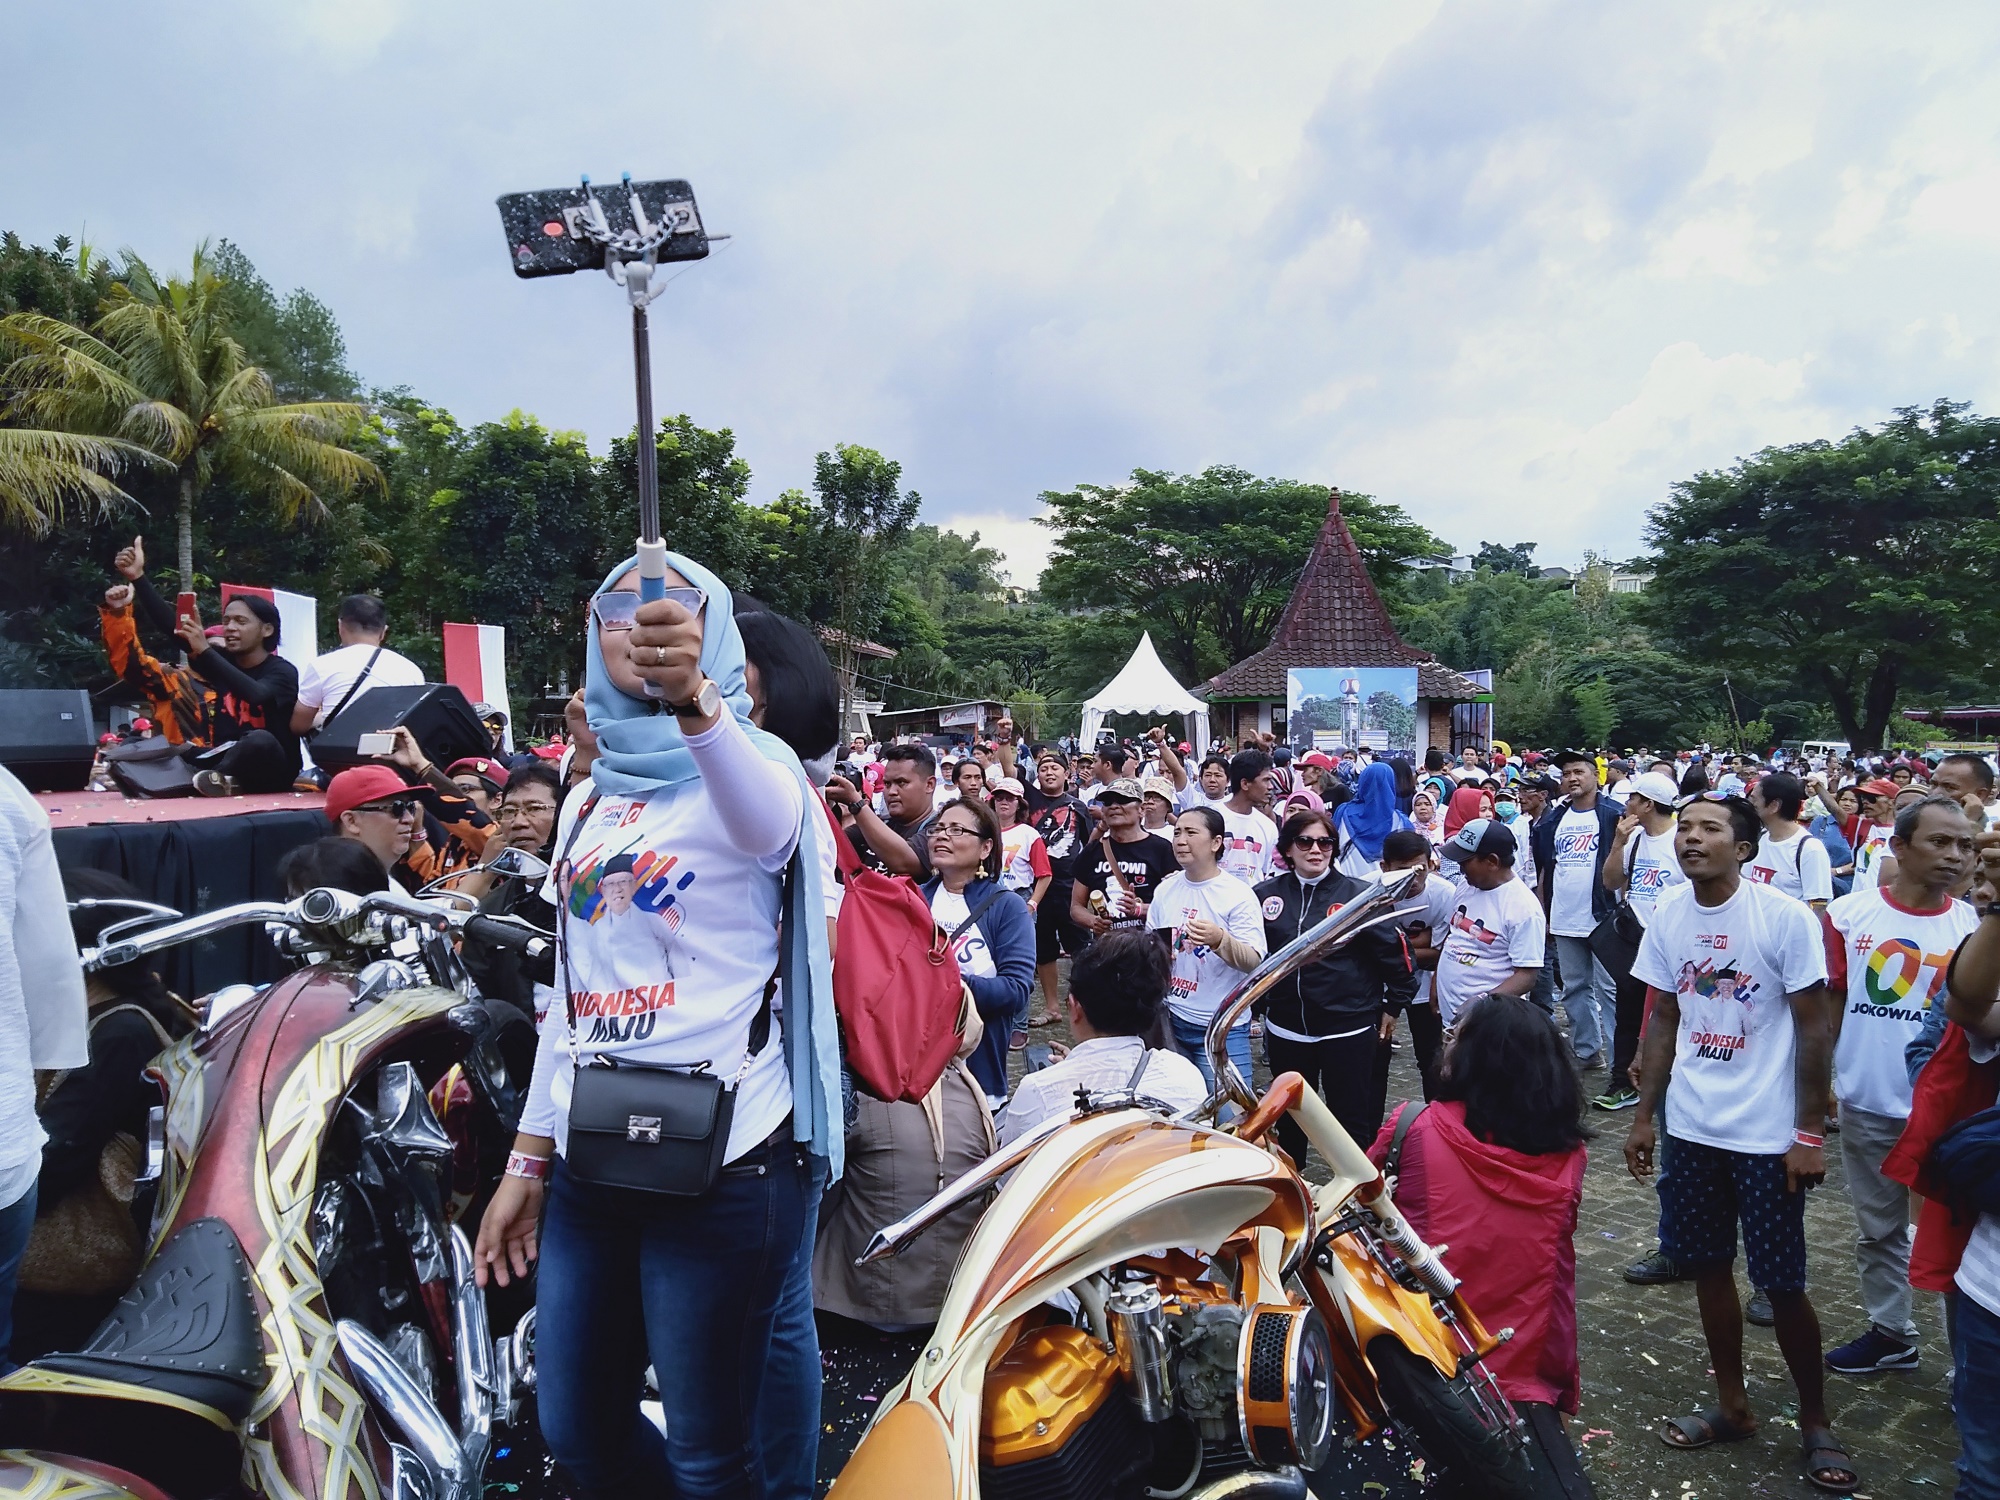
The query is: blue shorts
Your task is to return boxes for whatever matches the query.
[1656,1134,1808,1292]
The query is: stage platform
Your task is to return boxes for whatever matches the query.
[46,788,331,999]
[38,788,325,827]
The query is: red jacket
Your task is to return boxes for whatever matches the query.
[1369,1101,1586,1411]
[1882,1021,2000,1292]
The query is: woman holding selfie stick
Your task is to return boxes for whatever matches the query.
[472,552,841,1500]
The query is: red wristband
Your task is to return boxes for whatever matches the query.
[1792,1130,1824,1149]
[505,1150,552,1180]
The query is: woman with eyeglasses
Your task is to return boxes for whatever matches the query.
[921,796,1037,1107]
[471,556,842,1500]
[1255,809,1421,1161]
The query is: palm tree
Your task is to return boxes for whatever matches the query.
[0,246,381,583]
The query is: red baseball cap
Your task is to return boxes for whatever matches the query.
[1300,752,1335,769]
[325,765,417,822]
[1857,778,1900,799]
[445,756,511,789]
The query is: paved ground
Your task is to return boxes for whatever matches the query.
[488,996,1965,1499]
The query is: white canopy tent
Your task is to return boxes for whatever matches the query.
[1079,632,1210,754]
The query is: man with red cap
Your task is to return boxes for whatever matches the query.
[326,765,423,875]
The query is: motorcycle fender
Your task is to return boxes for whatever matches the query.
[1315,1233,1463,1382]
[0,1451,167,1500]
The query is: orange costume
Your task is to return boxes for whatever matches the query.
[99,602,211,746]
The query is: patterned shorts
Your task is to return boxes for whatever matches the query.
[1657,1134,1808,1292]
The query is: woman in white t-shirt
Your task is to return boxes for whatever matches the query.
[1597,771,1687,1109]
[1147,806,1269,1094]
[988,777,1052,916]
[473,552,842,1497]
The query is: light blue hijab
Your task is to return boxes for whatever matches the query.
[584,551,843,1178]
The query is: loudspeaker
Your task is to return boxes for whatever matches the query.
[311,684,492,775]
[0,688,97,792]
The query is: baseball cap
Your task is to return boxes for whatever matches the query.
[1300,752,1335,769]
[1551,748,1596,769]
[1035,745,1066,765]
[446,756,511,790]
[1142,775,1176,803]
[1440,817,1517,864]
[473,702,507,724]
[1096,778,1144,804]
[989,775,1026,799]
[1858,778,1900,799]
[325,765,416,822]
[1626,770,1680,809]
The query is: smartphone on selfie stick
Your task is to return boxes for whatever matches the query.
[497,176,721,688]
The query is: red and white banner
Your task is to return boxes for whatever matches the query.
[442,622,513,752]
[219,584,318,669]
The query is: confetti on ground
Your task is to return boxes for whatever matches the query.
[1642,1351,1659,1365]
[1581,1427,1615,1446]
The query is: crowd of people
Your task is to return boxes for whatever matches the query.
[2,539,1998,1497]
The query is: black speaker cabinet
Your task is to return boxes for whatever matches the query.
[0,688,97,792]
[311,683,492,775]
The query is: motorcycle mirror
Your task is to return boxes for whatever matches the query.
[484,848,551,884]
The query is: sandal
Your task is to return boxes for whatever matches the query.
[1026,1011,1061,1028]
[1659,1407,1757,1450]
[1802,1427,1858,1494]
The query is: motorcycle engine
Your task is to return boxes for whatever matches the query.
[977,1286,1336,1500]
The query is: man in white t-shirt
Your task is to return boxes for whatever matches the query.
[1216,749,1279,886]
[1939,835,2000,1497]
[288,594,425,735]
[1748,771,1834,910]
[1432,818,1547,1028]
[1822,795,1977,1376]
[1533,750,1622,1068]
[1594,770,1686,1110]
[1623,795,1854,1494]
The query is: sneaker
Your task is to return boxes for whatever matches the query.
[192,769,239,798]
[1745,1288,1775,1326]
[1623,1249,1692,1285]
[1592,1085,1639,1111]
[1824,1329,1919,1375]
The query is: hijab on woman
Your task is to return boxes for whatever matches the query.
[1444,785,1491,838]
[581,551,845,1176]
[1332,760,1407,865]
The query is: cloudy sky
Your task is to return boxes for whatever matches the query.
[8,2,2000,586]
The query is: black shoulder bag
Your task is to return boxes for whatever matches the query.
[305,645,384,743]
[554,792,785,1197]
[1588,827,1645,982]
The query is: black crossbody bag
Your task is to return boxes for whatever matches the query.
[554,793,787,1196]
[305,645,383,743]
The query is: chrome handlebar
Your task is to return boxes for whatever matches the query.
[79,886,540,973]
[1199,866,1419,1119]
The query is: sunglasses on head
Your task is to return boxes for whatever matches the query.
[591,588,708,631]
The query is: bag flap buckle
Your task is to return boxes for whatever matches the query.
[627,1115,663,1144]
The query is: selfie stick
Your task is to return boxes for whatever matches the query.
[574,175,675,602]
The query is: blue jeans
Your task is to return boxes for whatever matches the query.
[0,1180,36,1372]
[535,1130,812,1499]
[1170,1013,1252,1096]
[1953,1289,2000,1500]
[1552,934,1614,1063]
[758,1153,829,1500]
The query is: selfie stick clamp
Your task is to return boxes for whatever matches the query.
[575,174,677,603]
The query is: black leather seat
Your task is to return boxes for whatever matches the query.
[37,1217,265,1423]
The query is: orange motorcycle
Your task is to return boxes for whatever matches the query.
[0,869,548,1500]
[836,867,1565,1500]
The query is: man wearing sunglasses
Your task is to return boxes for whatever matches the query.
[325,765,424,875]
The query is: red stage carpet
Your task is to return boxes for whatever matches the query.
[38,788,326,828]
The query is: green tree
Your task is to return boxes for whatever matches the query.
[1473,540,1537,575]
[806,444,921,710]
[1367,689,1416,746]
[0,246,380,584]
[1572,677,1619,748]
[210,240,360,401]
[1039,468,1444,684]
[1644,400,2000,750]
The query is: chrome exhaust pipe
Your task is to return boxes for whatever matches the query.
[449,1226,495,1471]
[1190,1467,1307,1500]
[337,1319,461,1492]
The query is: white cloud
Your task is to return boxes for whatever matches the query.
[5,0,2000,577]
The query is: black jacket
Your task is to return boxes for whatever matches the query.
[1529,796,1626,926]
[1254,870,1418,1038]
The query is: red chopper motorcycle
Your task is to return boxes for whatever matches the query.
[0,863,549,1500]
